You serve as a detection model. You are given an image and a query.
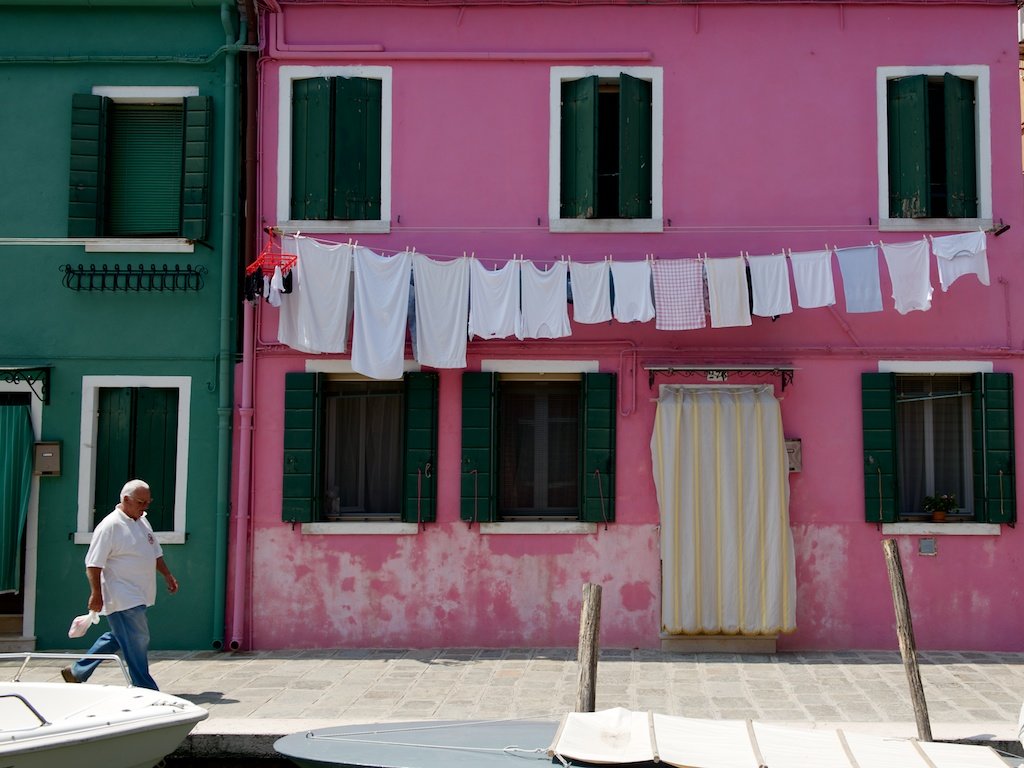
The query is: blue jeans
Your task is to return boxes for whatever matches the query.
[71,604,158,690]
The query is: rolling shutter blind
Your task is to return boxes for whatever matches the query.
[107,104,183,236]
[618,73,652,219]
[94,388,133,529]
[68,93,109,237]
[291,78,332,221]
[461,372,497,523]
[861,373,898,523]
[943,73,978,219]
[282,372,320,523]
[979,373,1015,524]
[560,76,598,219]
[887,75,930,219]
[181,95,212,241]
[333,77,382,221]
[581,373,616,523]
[403,372,439,524]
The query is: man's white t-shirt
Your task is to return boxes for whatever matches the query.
[85,507,163,614]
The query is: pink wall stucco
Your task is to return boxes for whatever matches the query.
[233,1,1024,651]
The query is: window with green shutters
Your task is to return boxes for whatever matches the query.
[861,372,1014,524]
[290,76,383,222]
[282,372,438,524]
[560,74,652,220]
[68,93,211,239]
[460,372,616,524]
[93,387,178,532]
[882,68,986,223]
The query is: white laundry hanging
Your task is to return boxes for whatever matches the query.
[931,230,990,291]
[351,248,412,380]
[277,236,353,354]
[788,248,836,309]
[704,255,752,328]
[568,259,612,324]
[745,252,793,317]
[520,260,571,338]
[881,239,933,314]
[468,258,523,340]
[412,254,469,369]
[609,260,655,323]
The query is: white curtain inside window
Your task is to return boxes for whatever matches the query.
[651,385,796,635]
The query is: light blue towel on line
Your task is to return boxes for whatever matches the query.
[835,245,883,313]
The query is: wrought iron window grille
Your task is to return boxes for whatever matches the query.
[60,263,208,292]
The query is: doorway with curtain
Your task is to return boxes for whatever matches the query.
[650,385,796,637]
[0,394,33,619]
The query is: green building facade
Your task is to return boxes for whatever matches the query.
[0,0,248,650]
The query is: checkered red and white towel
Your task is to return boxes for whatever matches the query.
[652,259,706,330]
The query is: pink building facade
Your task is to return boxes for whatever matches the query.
[232,0,1024,652]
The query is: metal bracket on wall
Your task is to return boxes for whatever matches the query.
[646,365,796,391]
[1,367,51,404]
[60,263,208,292]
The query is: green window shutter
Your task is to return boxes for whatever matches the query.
[107,104,183,236]
[291,78,332,221]
[283,372,320,523]
[461,372,497,523]
[131,388,178,532]
[862,373,898,523]
[979,373,1015,524]
[68,93,108,237]
[887,75,930,219]
[181,96,212,241]
[94,387,132,528]
[560,76,598,219]
[943,73,978,219]
[581,373,616,524]
[402,372,439,524]
[618,73,652,220]
[333,77,382,221]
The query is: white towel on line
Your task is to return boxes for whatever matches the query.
[521,260,571,338]
[881,239,933,314]
[412,254,469,369]
[568,260,612,324]
[788,249,836,309]
[277,237,353,354]
[468,258,523,340]
[351,248,412,380]
[835,245,883,314]
[746,253,793,317]
[704,256,752,328]
[610,260,655,323]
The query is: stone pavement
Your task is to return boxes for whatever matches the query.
[8,648,1024,761]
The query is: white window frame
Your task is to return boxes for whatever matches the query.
[548,66,663,234]
[75,375,191,545]
[876,360,999,536]
[85,86,198,253]
[876,65,992,233]
[277,65,392,234]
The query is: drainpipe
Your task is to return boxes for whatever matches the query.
[211,0,244,650]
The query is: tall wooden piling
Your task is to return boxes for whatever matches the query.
[575,582,602,713]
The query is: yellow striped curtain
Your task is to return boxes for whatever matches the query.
[651,385,796,635]
[0,405,33,594]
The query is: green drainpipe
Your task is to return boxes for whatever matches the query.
[210,0,242,649]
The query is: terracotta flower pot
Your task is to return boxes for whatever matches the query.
[931,509,947,522]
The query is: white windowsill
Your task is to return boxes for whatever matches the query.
[478,522,597,534]
[84,239,195,254]
[881,522,1000,536]
[74,531,186,545]
[301,522,419,535]
[278,220,391,235]
[877,218,993,233]
[549,218,663,234]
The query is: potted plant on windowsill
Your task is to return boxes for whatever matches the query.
[923,493,957,522]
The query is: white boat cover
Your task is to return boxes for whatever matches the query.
[548,708,1009,768]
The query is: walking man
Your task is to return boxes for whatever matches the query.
[63,479,178,689]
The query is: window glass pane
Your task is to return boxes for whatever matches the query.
[322,380,402,519]
[499,381,579,517]
[896,374,971,517]
[107,104,183,236]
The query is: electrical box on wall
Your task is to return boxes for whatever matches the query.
[33,441,61,477]
[785,439,802,472]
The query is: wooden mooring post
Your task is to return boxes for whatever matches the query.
[882,538,933,742]
[575,582,602,712]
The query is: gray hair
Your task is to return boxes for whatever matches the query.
[120,479,150,501]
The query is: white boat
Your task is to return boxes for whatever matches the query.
[0,652,208,768]
[275,707,1017,768]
